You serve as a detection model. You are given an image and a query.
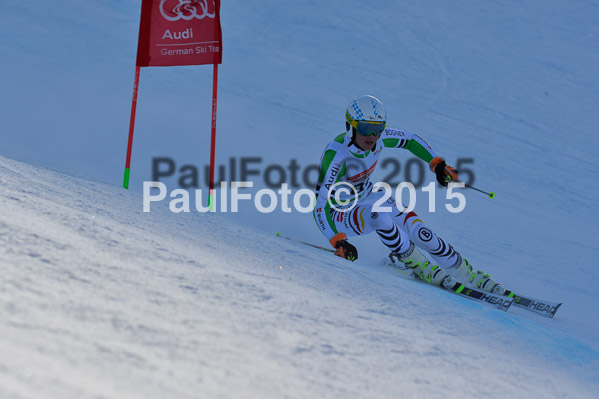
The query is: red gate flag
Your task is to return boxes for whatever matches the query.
[123,0,223,190]
[137,0,222,67]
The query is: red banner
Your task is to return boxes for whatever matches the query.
[136,0,222,67]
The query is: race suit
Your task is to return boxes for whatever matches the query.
[312,128,460,268]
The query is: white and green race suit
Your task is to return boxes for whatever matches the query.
[313,128,461,268]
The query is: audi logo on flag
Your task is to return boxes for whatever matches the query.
[160,0,216,21]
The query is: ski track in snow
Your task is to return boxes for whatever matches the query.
[1,156,598,399]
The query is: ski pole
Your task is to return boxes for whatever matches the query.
[460,183,495,199]
[275,232,335,253]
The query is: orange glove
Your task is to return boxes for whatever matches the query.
[329,232,358,261]
[429,157,458,187]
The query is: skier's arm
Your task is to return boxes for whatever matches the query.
[381,128,458,185]
[380,128,437,162]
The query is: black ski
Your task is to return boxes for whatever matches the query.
[274,234,549,316]
[386,260,514,311]
[444,279,514,311]
[503,290,562,318]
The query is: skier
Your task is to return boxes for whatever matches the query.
[313,95,504,294]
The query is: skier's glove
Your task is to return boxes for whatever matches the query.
[329,232,358,261]
[429,157,458,187]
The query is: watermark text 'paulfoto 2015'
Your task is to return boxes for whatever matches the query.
[143,181,468,214]
[151,156,477,189]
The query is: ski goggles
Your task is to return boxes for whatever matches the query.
[353,120,386,137]
[346,112,386,136]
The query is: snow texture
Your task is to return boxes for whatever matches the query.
[1,0,599,398]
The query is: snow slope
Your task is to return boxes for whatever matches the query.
[1,155,598,398]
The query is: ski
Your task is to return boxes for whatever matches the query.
[274,234,549,316]
[386,260,514,312]
[503,290,562,318]
[444,278,514,311]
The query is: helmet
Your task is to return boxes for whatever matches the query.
[345,95,387,136]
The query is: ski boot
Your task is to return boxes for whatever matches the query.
[449,255,505,295]
[389,243,447,286]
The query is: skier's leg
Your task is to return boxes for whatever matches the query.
[351,192,449,285]
[336,204,448,285]
[394,210,460,268]
[394,209,503,293]
[448,257,505,294]
[390,241,449,285]
[325,192,448,286]
[331,203,411,254]
[336,190,412,253]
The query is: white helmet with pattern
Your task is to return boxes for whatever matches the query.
[345,95,387,136]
